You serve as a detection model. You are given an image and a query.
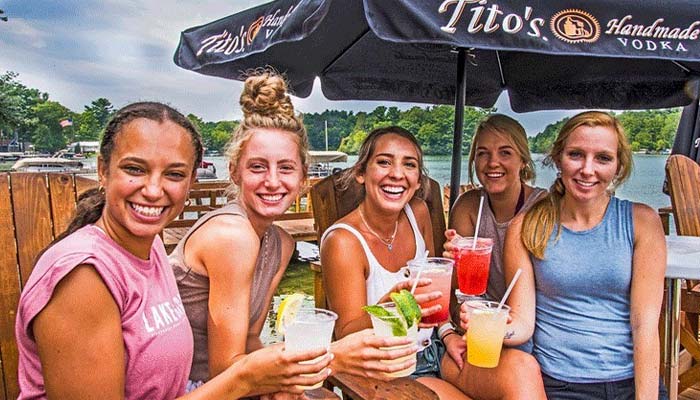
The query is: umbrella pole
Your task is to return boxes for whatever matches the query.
[449,48,467,212]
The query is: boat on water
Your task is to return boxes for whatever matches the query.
[11,157,88,173]
[196,160,218,181]
[308,150,347,178]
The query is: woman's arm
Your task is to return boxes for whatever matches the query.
[630,204,665,400]
[185,214,260,378]
[500,215,536,346]
[321,227,373,338]
[447,190,479,236]
[247,228,296,352]
[34,265,125,399]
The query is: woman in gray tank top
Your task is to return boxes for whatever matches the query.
[442,114,547,398]
[503,111,667,399]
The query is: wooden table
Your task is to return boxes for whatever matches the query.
[663,235,700,400]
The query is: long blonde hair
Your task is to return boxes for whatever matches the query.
[225,72,309,198]
[522,111,632,259]
[467,114,536,186]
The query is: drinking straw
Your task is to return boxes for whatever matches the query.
[410,250,431,294]
[472,195,485,250]
[497,268,522,312]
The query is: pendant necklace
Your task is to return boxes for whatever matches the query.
[358,206,399,251]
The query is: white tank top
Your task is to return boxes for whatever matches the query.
[321,204,433,347]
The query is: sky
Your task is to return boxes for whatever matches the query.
[0,0,578,135]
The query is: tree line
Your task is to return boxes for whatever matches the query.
[1,70,682,155]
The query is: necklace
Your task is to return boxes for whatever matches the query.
[358,206,399,251]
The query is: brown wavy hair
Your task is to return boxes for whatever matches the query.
[338,126,428,199]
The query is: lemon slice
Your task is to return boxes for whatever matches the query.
[276,293,305,335]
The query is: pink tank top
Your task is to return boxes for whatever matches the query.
[16,225,193,400]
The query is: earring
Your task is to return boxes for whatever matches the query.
[556,171,561,179]
[184,199,192,207]
[98,184,104,193]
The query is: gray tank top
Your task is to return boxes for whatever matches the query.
[169,201,282,382]
[479,187,547,300]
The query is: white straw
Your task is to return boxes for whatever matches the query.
[410,250,430,294]
[497,268,522,312]
[472,195,485,250]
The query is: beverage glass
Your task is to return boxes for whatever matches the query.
[284,308,337,389]
[368,302,418,378]
[402,257,454,324]
[452,237,493,296]
[464,300,509,368]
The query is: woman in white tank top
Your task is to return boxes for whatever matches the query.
[322,127,470,399]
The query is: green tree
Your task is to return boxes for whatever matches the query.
[32,101,72,152]
[85,98,114,130]
[0,71,46,144]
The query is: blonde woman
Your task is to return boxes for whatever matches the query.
[502,111,668,399]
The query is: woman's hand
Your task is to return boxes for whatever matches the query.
[459,302,513,332]
[236,343,332,396]
[442,331,466,370]
[330,329,418,381]
[442,229,460,259]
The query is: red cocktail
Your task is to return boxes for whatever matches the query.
[452,237,493,296]
[403,258,454,324]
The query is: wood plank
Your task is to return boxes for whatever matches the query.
[74,174,98,198]
[48,174,78,237]
[328,373,438,400]
[12,173,53,288]
[0,173,20,400]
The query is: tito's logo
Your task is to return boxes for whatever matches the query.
[550,9,600,43]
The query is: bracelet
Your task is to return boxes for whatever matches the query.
[437,322,456,338]
[440,331,459,341]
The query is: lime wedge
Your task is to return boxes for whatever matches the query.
[276,293,305,335]
[363,305,408,336]
[390,290,422,329]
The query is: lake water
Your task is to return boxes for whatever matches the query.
[208,153,671,210]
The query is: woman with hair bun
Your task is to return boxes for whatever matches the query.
[16,101,333,399]
[172,72,419,391]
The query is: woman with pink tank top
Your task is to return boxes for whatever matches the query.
[442,114,547,399]
[15,102,332,399]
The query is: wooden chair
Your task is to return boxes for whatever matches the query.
[310,170,444,400]
[0,172,98,400]
[666,154,700,392]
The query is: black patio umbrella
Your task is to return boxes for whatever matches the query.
[174,0,700,206]
[673,87,700,164]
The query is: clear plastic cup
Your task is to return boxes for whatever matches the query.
[403,257,454,324]
[464,300,509,368]
[452,237,493,296]
[284,308,337,389]
[368,302,418,378]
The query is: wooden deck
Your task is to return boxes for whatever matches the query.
[163,218,316,250]
[680,383,700,399]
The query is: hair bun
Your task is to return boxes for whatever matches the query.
[239,73,295,119]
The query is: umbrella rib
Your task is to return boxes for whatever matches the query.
[321,28,371,74]
[496,50,506,87]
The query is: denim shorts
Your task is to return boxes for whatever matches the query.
[542,373,669,400]
[411,333,446,379]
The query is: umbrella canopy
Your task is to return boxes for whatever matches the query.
[673,87,700,164]
[174,0,700,204]
[175,0,700,111]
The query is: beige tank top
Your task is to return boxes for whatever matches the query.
[480,187,547,301]
[169,201,282,382]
